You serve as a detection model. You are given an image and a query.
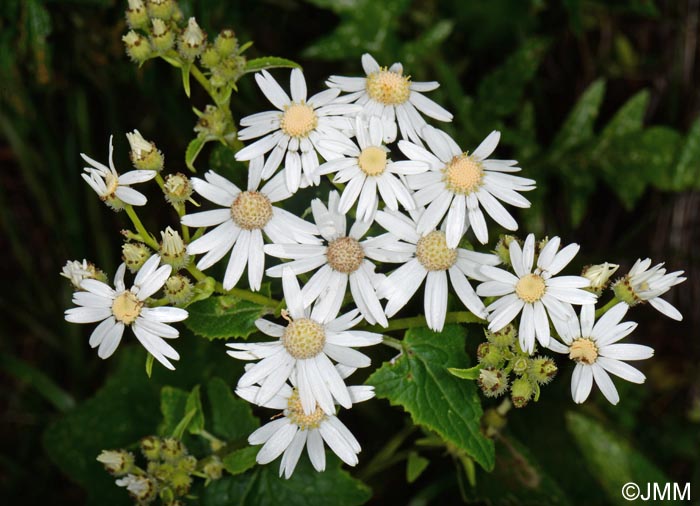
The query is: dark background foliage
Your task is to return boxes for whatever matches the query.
[1,0,698,504]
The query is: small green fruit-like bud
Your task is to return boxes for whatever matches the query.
[140,435,162,461]
[211,55,247,87]
[126,0,149,29]
[164,274,194,305]
[582,262,619,295]
[612,275,640,306]
[147,0,175,20]
[177,455,197,473]
[115,474,158,502]
[159,227,189,270]
[203,456,224,481]
[122,30,152,63]
[161,438,186,462]
[96,450,135,476]
[123,242,152,273]
[477,368,509,398]
[511,356,529,376]
[171,471,193,496]
[61,259,107,289]
[495,235,518,266]
[150,18,175,53]
[511,377,534,408]
[194,104,229,137]
[529,356,558,384]
[163,173,194,206]
[485,324,516,348]
[200,46,221,69]
[476,342,504,368]
[214,29,238,56]
[178,17,207,61]
[126,129,164,172]
[148,460,174,482]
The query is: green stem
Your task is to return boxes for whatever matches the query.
[185,262,280,308]
[595,296,621,318]
[381,336,403,351]
[124,205,158,250]
[363,311,484,334]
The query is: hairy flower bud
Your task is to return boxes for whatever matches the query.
[126,0,149,29]
[477,368,508,398]
[160,227,189,270]
[122,242,152,272]
[494,235,518,267]
[150,18,175,53]
[529,356,558,385]
[485,323,516,348]
[200,46,221,69]
[140,435,162,461]
[61,259,107,289]
[202,456,223,481]
[161,438,186,462]
[122,30,152,63]
[476,342,505,368]
[214,29,238,56]
[171,471,193,495]
[210,55,247,87]
[164,274,194,305]
[510,377,534,408]
[582,262,619,295]
[194,105,229,137]
[116,474,158,502]
[96,450,135,476]
[178,17,207,61]
[147,0,175,20]
[126,130,164,172]
[163,173,194,206]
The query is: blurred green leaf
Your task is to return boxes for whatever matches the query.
[403,20,454,68]
[207,377,259,441]
[185,295,269,340]
[185,384,205,435]
[406,451,429,483]
[244,57,301,74]
[159,386,189,437]
[671,118,700,190]
[367,325,495,471]
[186,135,208,172]
[596,89,649,151]
[222,446,259,476]
[566,412,673,506]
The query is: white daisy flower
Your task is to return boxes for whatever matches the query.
[64,254,188,370]
[375,210,500,332]
[235,68,359,193]
[400,126,535,248]
[80,135,157,210]
[327,53,453,144]
[613,258,686,321]
[181,170,320,291]
[318,117,425,221]
[226,269,382,415]
[265,191,406,326]
[476,234,597,354]
[548,303,653,405]
[237,375,373,478]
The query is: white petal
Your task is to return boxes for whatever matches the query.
[591,364,620,405]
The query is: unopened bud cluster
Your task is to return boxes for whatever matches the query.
[476,324,557,408]
[194,105,229,138]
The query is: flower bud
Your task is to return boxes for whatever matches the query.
[161,438,186,462]
[147,0,175,20]
[96,450,135,476]
[160,227,189,270]
[210,55,246,87]
[150,18,175,53]
[528,356,557,385]
[214,29,238,56]
[171,471,193,496]
[164,274,194,305]
[477,368,508,398]
[510,377,534,408]
[511,356,529,376]
[177,455,197,473]
[178,17,207,61]
[126,0,149,29]
[122,242,152,272]
[126,130,164,172]
[194,104,229,137]
[163,173,194,206]
[202,456,223,481]
[200,46,221,69]
[582,262,619,295]
[485,323,516,348]
[476,342,504,368]
[148,460,174,482]
[122,30,152,64]
[115,474,158,502]
[494,235,518,267]
[61,259,107,289]
[140,435,162,461]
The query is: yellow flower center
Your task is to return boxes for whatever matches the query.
[282,318,326,359]
[569,338,598,365]
[515,274,546,303]
[326,237,365,274]
[358,146,388,176]
[280,103,318,138]
[111,291,142,325]
[230,191,273,230]
[285,390,326,430]
[415,231,457,271]
[366,69,411,105]
[444,154,483,195]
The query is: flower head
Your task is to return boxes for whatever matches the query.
[61,259,106,289]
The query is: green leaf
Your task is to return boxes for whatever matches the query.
[185,135,208,172]
[159,386,189,437]
[181,63,192,98]
[406,451,429,483]
[185,295,269,340]
[171,408,198,440]
[222,446,259,476]
[244,57,301,74]
[599,90,648,142]
[145,353,154,378]
[185,385,205,435]
[207,377,259,441]
[566,412,672,506]
[448,365,482,380]
[203,456,371,506]
[402,20,454,68]
[549,79,606,160]
[367,325,495,471]
[671,118,700,190]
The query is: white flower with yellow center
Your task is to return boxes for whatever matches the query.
[612,258,686,320]
[374,210,500,332]
[327,53,453,144]
[235,69,359,193]
[318,117,425,221]
[64,255,188,370]
[237,374,373,478]
[400,127,535,248]
[265,191,406,326]
[547,303,653,405]
[477,234,597,354]
[226,269,382,415]
[80,135,157,210]
[181,170,320,291]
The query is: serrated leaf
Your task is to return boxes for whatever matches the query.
[549,79,606,160]
[185,295,269,340]
[566,412,671,506]
[185,385,205,435]
[222,446,259,476]
[186,135,208,172]
[244,57,301,74]
[448,365,481,380]
[207,377,258,441]
[367,325,495,471]
[406,451,429,483]
[203,455,371,506]
[159,386,189,437]
[671,118,700,190]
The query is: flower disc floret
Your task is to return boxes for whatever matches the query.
[280,103,318,138]
[326,237,365,274]
[282,318,326,359]
[230,191,273,230]
[415,231,457,271]
[366,69,411,105]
